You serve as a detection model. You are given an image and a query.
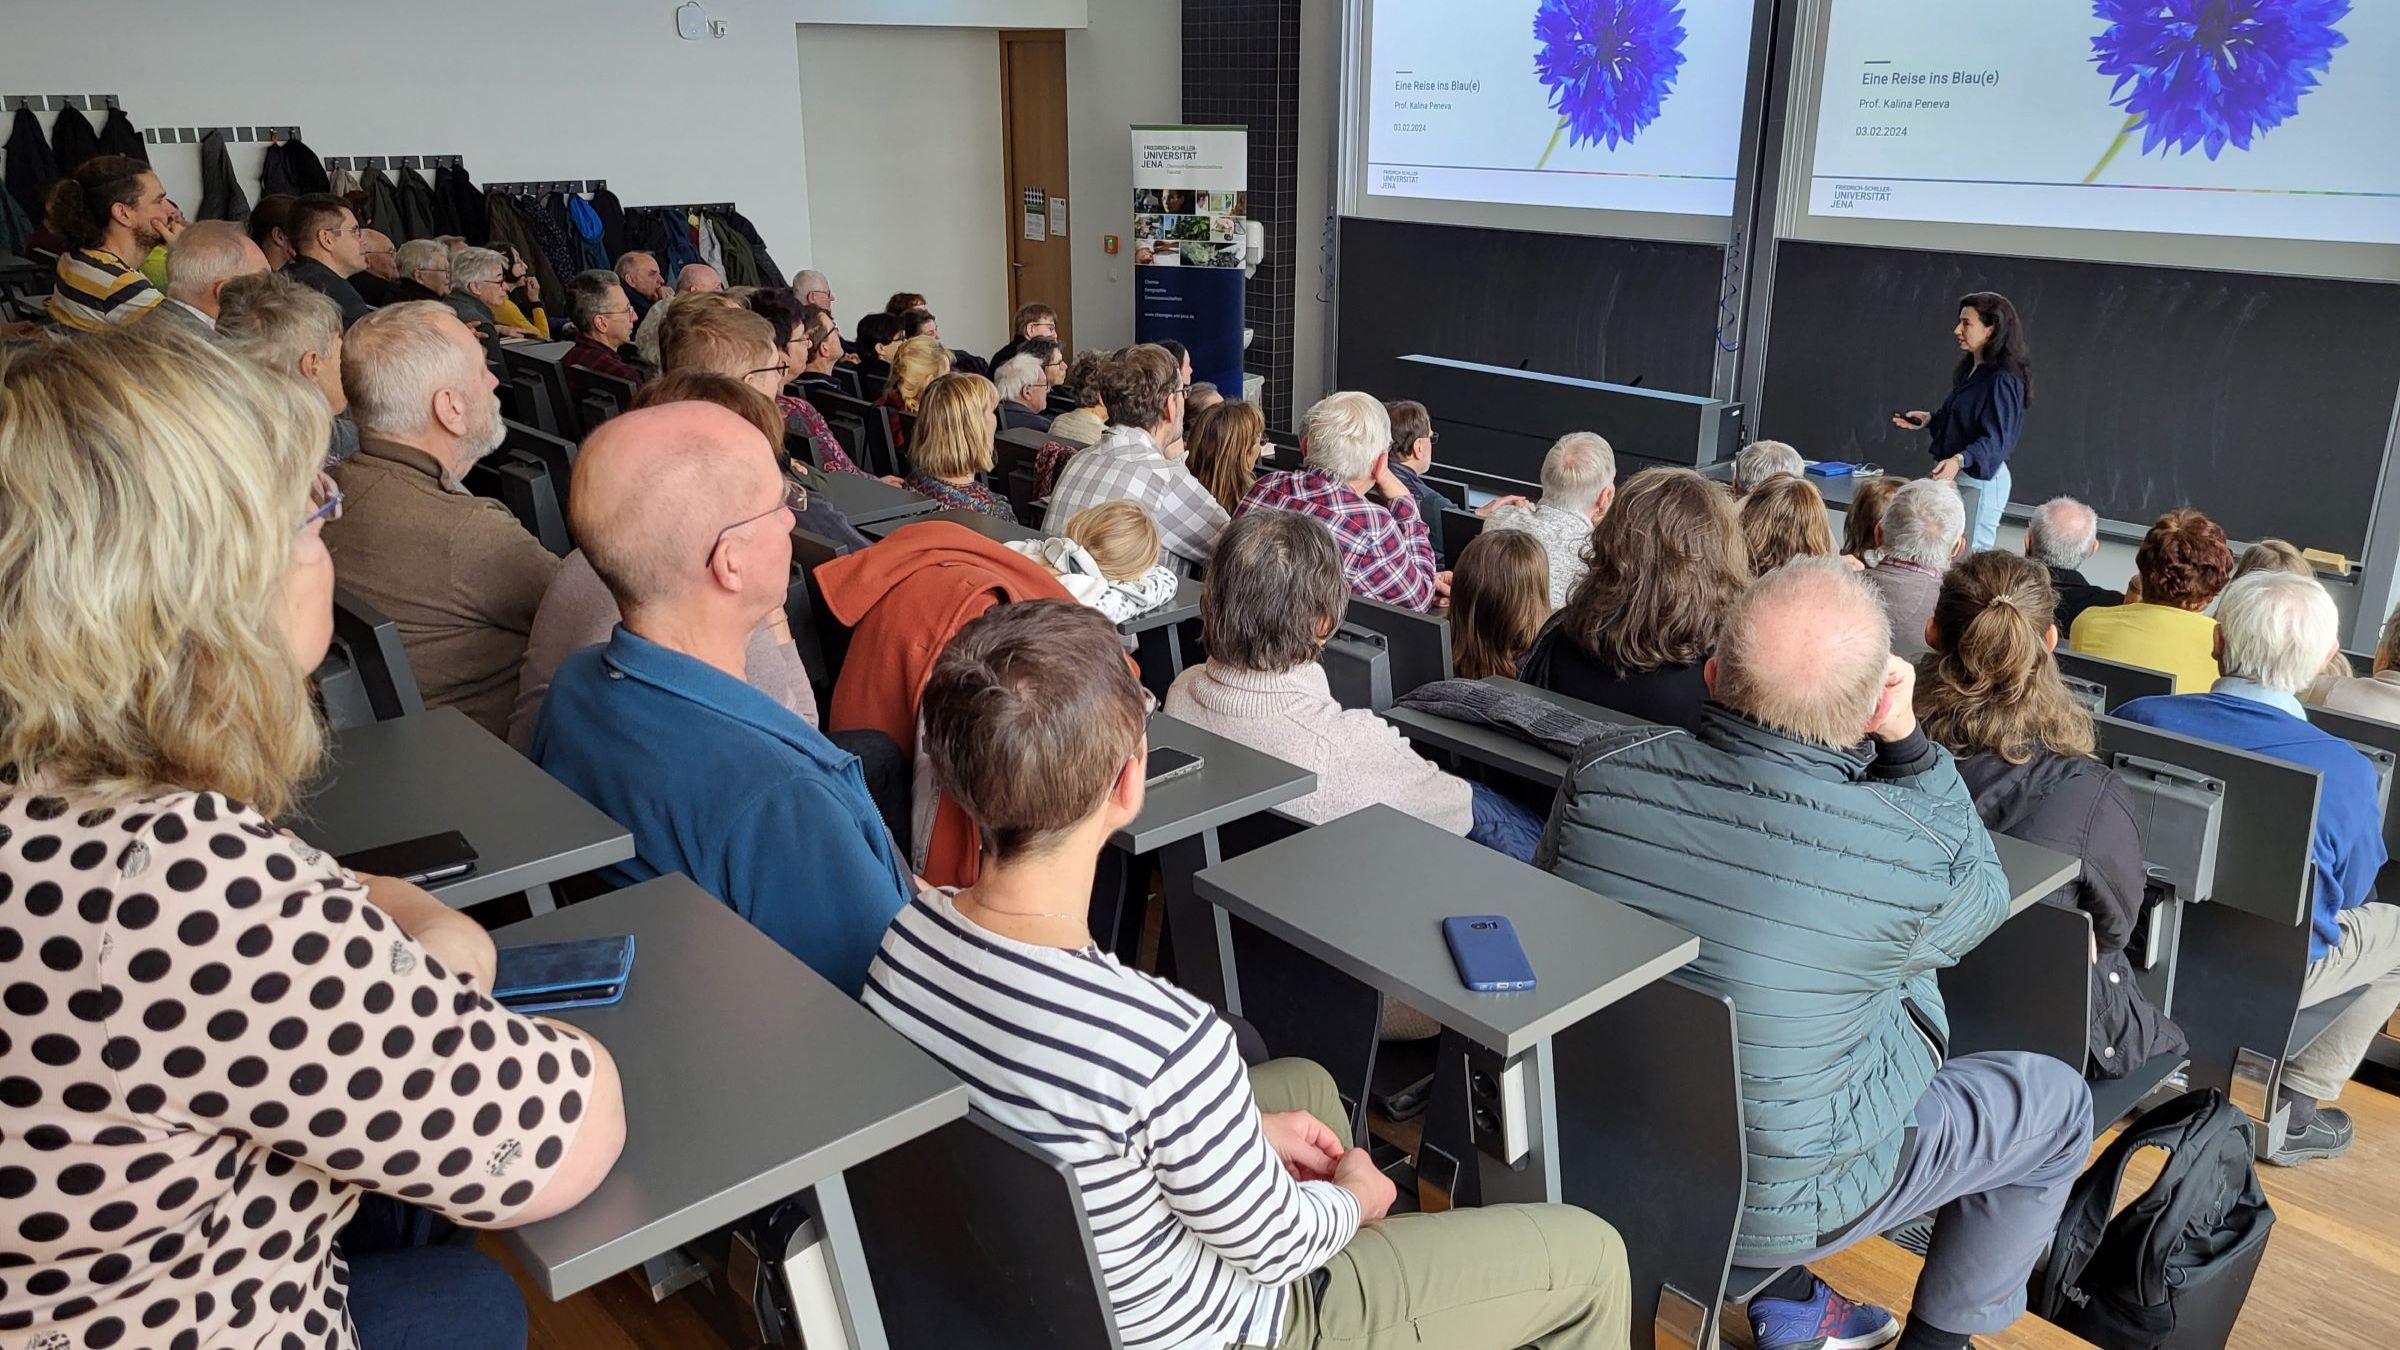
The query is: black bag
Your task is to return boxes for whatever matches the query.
[2030,1089,2273,1350]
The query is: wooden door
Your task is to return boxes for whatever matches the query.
[1000,30,1072,353]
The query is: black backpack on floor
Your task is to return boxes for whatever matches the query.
[2030,1089,2274,1350]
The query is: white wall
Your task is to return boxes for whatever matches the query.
[1062,0,1181,353]
[796,26,1010,351]
[795,0,1087,26]
[0,0,815,268]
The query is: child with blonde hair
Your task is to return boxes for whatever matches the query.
[1008,501,1180,624]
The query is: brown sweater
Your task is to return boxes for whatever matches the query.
[326,436,560,738]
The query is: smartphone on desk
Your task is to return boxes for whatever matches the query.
[493,936,637,1014]
[1443,915,1536,993]
[338,831,478,886]
[1146,746,1205,787]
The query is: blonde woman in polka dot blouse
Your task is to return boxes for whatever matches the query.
[0,328,627,1350]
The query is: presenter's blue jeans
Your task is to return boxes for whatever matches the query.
[1467,782,1545,863]
[1966,461,2011,552]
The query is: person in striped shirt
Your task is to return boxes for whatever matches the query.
[863,600,1631,1350]
[42,154,173,331]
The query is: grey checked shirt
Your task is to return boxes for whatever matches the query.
[1043,425,1230,572]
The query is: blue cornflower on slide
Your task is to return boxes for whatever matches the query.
[1532,0,1689,166]
[2089,0,2350,161]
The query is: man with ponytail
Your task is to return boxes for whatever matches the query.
[1917,550,2184,1082]
[43,153,174,330]
[2116,570,2400,1165]
[1543,557,2091,1350]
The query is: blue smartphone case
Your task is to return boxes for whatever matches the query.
[493,935,636,1013]
[1443,915,1536,993]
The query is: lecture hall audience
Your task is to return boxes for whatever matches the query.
[1182,395,1267,517]
[560,267,647,387]
[1006,500,1182,624]
[1047,347,1112,447]
[614,248,669,318]
[990,300,1057,369]
[993,352,1056,433]
[864,600,1633,1350]
[0,326,624,1350]
[1484,431,1617,607]
[1860,476,1967,662]
[531,402,910,996]
[903,372,1015,520]
[1840,472,1907,567]
[2022,495,2123,634]
[1738,473,1841,575]
[2113,571,2400,1164]
[280,191,373,327]
[1916,550,2185,1080]
[1731,438,1805,494]
[1543,556,2092,1350]
[215,271,359,464]
[1166,510,1547,860]
[1520,467,1748,731]
[1449,528,1553,681]
[2067,507,2235,692]
[155,217,268,337]
[2311,600,2400,721]
[324,301,558,737]
[1240,391,1442,612]
[389,237,454,302]
[42,154,170,330]
[1044,343,1224,572]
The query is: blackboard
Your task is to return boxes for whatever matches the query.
[1759,240,2400,559]
[1335,216,1725,404]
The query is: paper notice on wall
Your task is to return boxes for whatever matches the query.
[1022,188,1047,241]
[1049,196,1068,237]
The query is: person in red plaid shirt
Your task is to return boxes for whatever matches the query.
[1237,391,1445,612]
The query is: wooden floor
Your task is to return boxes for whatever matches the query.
[506,1073,2400,1349]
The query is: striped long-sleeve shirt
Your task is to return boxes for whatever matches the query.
[863,890,1359,1350]
[48,246,163,331]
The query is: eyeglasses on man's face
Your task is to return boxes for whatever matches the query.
[706,480,809,567]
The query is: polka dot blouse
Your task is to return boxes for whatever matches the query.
[0,777,599,1349]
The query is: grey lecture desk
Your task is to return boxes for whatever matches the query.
[859,505,1042,544]
[1194,804,1699,1205]
[290,707,632,912]
[496,873,966,1350]
[1102,713,1315,1006]
[807,469,940,527]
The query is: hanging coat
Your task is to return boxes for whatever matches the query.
[261,137,330,197]
[566,193,608,272]
[726,209,784,290]
[428,164,460,237]
[47,105,102,178]
[689,211,726,278]
[196,128,250,222]
[5,106,58,221]
[526,193,581,295]
[0,188,31,256]
[397,168,439,242]
[97,108,148,163]
[710,215,757,287]
[445,164,487,244]
[362,170,403,237]
[589,187,627,262]
[328,167,360,200]
[483,194,566,312]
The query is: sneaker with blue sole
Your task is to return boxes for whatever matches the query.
[1746,1277,1901,1350]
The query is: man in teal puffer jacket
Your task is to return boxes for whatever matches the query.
[1541,557,2092,1350]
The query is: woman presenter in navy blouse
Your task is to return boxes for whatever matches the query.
[1893,291,2031,551]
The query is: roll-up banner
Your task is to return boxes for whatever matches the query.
[1131,124,1248,397]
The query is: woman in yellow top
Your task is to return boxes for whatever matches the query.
[493,245,551,338]
[2068,508,2236,692]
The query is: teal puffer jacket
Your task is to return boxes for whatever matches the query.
[1538,708,2009,1255]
